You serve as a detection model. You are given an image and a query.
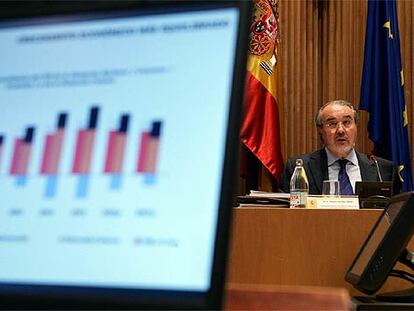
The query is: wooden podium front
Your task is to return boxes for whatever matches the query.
[227,207,414,296]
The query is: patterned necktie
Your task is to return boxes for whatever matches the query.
[338,159,353,195]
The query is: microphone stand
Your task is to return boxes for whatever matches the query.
[370,155,383,182]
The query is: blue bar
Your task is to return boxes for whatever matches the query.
[16,175,27,186]
[45,176,58,198]
[110,175,122,190]
[76,175,89,198]
[143,174,156,185]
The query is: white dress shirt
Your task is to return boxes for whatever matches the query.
[325,148,362,193]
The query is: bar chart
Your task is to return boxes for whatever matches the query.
[0,3,240,291]
[0,106,163,198]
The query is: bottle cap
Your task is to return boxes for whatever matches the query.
[295,159,303,166]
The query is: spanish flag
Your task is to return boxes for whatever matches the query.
[240,0,283,182]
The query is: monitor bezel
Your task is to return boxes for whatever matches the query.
[345,191,414,295]
[0,1,251,309]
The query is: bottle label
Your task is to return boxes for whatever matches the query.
[290,191,307,208]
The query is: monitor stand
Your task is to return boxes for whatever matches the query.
[374,249,414,303]
[352,249,414,309]
[376,287,414,303]
[352,295,414,311]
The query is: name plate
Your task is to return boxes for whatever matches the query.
[306,195,359,209]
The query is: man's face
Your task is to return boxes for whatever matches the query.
[317,103,357,158]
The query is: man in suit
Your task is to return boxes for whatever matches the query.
[280,100,400,195]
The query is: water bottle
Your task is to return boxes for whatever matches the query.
[290,159,309,208]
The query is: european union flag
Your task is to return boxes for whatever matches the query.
[360,0,413,192]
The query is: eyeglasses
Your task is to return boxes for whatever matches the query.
[322,118,354,130]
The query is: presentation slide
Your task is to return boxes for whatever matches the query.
[0,8,239,290]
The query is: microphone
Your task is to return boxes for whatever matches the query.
[369,154,383,182]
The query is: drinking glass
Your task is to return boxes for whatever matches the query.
[322,180,340,197]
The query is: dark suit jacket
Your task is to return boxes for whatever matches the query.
[279,149,400,195]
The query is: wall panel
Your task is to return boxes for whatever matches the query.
[280,0,321,158]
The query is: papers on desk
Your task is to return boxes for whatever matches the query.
[249,190,290,198]
[236,191,290,207]
[236,191,360,209]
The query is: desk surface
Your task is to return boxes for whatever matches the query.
[227,207,414,296]
[225,283,351,311]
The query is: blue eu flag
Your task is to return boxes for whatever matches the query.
[360,0,413,192]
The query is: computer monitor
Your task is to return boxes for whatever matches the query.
[355,181,393,209]
[345,192,414,297]
[0,1,251,309]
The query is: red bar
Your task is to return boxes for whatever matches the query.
[40,134,54,173]
[137,130,160,174]
[144,137,160,173]
[104,131,127,173]
[49,130,64,173]
[104,131,117,172]
[40,130,64,174]
[72,129,95,174]
[10,139,22,174]
[111,134,126,172]
[10,139,31,175]
[136,132,150,172]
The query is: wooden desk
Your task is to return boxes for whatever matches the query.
[227,207,414,296]
[225,283,351,310]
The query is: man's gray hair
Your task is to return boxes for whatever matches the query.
[315,100,359,127]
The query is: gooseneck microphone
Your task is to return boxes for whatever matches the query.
[369,154,383,182]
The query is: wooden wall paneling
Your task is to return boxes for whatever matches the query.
[336,1,345,99]
[283,0,295,158]
[345,1,352,99]
[354,1,369,153]
[282,0,295,158]
[299,1,307,152]
[306,0,317,154]
[276,1,287,160]
[277,0,285,160]
[319,0,327,107]
[324,1,336,101]
[283,0,292,160]
[289,0,372,158]
[292,1,303,156]
[301,0,308,152]
[314,0,323,152]
[306,0,318,152]
[351,1,370,154]
[281,0,320,159]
